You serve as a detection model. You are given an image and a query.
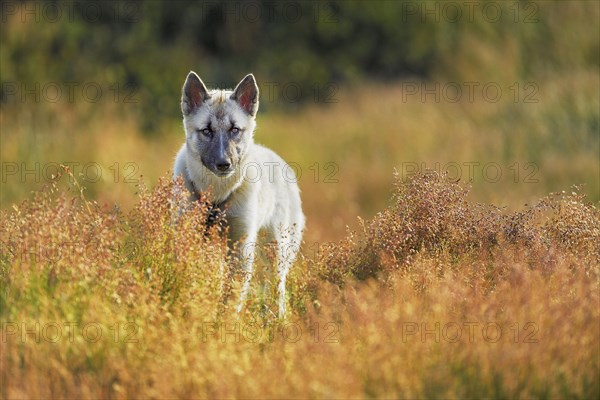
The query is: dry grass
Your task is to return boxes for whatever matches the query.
[1,169,598,398]
[1,2,598,396]
[319,172,599,282]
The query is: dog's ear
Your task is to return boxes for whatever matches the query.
[182,71,210,116]
[231,74,259,117]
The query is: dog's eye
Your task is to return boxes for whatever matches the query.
[197,128,212,138]
[231,127,240,135]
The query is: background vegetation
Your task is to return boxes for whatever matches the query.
[1,0,599,398]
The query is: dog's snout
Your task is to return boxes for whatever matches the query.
[216,161,231,171]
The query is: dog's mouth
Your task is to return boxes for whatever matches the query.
[214,169,234,177]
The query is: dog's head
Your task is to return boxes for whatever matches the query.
[181,72,259,177]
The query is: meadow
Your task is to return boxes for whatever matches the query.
[1,166,598,398]
[1,79,599,398]
[1,1,599,398]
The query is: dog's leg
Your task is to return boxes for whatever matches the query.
[276,232,300,318]
[236,233,258,313]
[276,250,290,318]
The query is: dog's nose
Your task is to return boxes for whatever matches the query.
[216,162,231,171]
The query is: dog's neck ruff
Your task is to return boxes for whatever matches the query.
[184,164,231,230]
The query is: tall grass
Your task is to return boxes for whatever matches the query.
[1,2,598,396]
[1,170,598,398]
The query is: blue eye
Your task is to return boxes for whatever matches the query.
[231,127,240,135]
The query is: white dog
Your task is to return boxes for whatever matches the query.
[173,71,305,317]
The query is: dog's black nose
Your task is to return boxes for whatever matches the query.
[216,162,231,171]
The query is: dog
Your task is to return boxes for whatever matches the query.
[173,71,305,317]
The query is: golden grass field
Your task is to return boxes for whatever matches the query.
[1,74,599,398]
[1,2,599,393]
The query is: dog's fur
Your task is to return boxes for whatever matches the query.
[173,71,305,317]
